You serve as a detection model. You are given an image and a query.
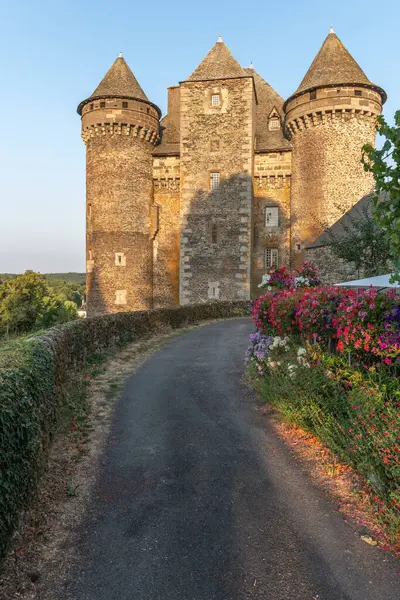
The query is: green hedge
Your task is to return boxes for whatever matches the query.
[0,301,250,562]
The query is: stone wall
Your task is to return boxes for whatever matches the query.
[306,245,363,285]
[179,76,255,304]
[252,150,292,295]
[85,133,154,316]
[285,86,382,267]
[152,155,181,307]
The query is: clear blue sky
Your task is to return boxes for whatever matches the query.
[0,0,398,273]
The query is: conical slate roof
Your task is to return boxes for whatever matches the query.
[293,30,377,96]
[90,55,149,101]
[187,38,247,81]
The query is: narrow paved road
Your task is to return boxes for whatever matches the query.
[61,319,400,600]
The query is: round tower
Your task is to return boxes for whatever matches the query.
[284,28,386,266]
[77,54,161,316]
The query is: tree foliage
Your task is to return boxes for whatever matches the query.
[324,202,392,277]
[362,110,400,280]
[0,271,78,336]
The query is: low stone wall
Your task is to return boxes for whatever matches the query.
[0,301,250,563]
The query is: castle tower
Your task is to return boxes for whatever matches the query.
[77,55,161,316]
[179,38,255,304]
[284,29,386,265]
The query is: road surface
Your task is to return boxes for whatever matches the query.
[60,318,400,600]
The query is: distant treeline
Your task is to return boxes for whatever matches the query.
[0,272,86,338]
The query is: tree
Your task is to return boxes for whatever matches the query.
[362,110,400,281]
[0,271,78,336]
[323,201,392,278]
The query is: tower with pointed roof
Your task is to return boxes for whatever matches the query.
[178,38,255,303]
[78,55,161,316]
[284,29,386,265]
[78,32,388,313]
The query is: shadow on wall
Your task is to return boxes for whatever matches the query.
[179,173,254,305]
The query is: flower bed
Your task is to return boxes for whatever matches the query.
[247,267,400,537]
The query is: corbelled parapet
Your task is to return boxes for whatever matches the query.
[283,29,386,266]
[78,54,161,316]
[78,54,161,145]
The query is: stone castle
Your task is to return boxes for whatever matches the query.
[78,29,386,316]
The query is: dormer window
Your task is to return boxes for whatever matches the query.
[268,117,280,131]
[268,107,281,131]
[211,94,220,106]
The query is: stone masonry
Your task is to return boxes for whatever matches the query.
[78,31,386,315]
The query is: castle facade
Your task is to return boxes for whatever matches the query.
[78,30,386,316]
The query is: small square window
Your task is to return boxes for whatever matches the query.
[264,248,279,269]
[268,117,281,131]
[210,172,220,191]
[265,206,279,227]
[115,290,127,305]
[122,101,128,108]
[355,90,362,97]
[310,90,317,100]
[100,101,106,108]
[115,252,126,266]
[211,94,220,106]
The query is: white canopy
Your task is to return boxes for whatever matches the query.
[334,274,400,289]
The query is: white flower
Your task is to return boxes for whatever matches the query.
[297,347,307,356]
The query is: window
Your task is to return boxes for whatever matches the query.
[211,94,220,106]
[265,206,279,227]
[268,117,280,131]
[211,223,218,244]
[208,281,220,299]
[264,247,279,269]
[122,101,128,108]
[210,139,220,152]
[88,204,92,217]
[115,290,127,305]
[115,252,126,266]
[210,172,220,191]
[89,103,94,111]
[310,90,317,100]
[355,90,362,97]
[147,108,150,114]
[296,243,302,251]
[88,249,93,260]
[100,101,106,108]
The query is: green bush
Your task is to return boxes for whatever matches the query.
[0,301,250,562]
[247,337,400,533]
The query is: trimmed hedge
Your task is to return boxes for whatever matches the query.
[0,301,250,562]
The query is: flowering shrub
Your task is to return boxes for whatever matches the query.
[293,261,321,289]
[258,265,293,290]
[248,282,400,535]
[258,262,320,291]
[253,286,400,365]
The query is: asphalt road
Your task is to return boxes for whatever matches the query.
[60,318,400,600]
